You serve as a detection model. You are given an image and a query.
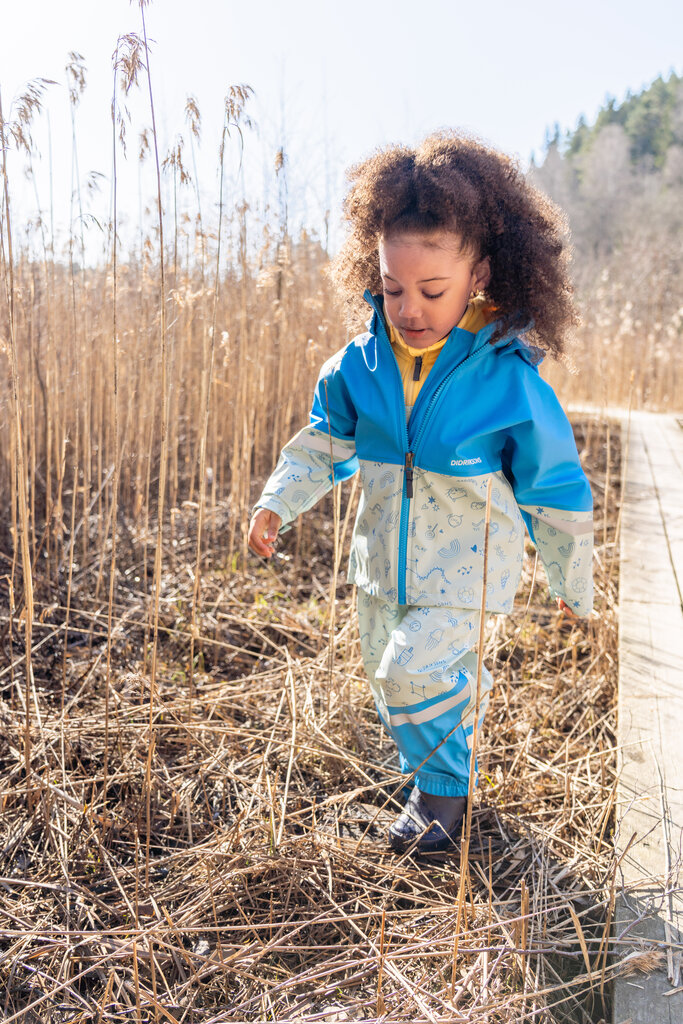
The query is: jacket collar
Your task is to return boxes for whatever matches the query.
[363,289,543,366]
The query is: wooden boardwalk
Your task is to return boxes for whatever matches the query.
[615,411,683,1022]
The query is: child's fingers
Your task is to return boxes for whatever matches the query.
[248,508,281,558]
[247,512,270,556]
[557,598,577,618]
[248,524,270,557]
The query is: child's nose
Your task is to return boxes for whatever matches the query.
[399,294,422,319]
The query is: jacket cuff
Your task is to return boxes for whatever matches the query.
[252,496,294,533]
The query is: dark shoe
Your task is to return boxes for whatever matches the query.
[388,787,466,854]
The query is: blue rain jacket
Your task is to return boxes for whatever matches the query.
[256,293,593,616]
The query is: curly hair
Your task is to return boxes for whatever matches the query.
[330,130,577,355]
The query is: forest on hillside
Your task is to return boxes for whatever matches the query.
[532,72,683,408]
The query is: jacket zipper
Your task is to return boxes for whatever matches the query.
[405,451,414,498]
[366,293,493,605]
[369,304,413,604]
[397,343,490,604]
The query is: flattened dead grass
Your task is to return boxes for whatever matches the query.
[0,419,620,1022]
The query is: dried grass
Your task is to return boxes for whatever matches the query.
[0,40,659,1022]
[0,419,624,1023]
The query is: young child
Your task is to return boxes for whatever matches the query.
[248,131,593,854]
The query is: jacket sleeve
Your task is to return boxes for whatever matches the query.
[254,349,359,531]
[502,369,594,617]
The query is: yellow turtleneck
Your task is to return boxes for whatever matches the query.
[388,295,494,419]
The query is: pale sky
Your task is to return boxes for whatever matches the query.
[2,0,682,255]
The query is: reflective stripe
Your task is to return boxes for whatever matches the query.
[294,426,355,461]
[519,505,593,536]
[389,687,472,728]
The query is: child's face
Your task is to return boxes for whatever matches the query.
[379,231,490,348]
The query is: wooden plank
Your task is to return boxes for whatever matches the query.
[615,413,683,1023]
[614,897,681,1024]
[620,416,681,603]
[649,418,683,595]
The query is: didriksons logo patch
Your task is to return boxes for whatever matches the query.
[451,457,482,466]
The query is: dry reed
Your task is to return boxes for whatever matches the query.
[0,417,628,1022]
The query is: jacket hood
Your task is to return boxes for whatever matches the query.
[363,290,543,368]
[493,334,544,367]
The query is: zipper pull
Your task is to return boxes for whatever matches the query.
[413,355,423,381]
[405,451,414,499]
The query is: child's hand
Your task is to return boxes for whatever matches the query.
[248,508,282,559]
[557,598,577,619]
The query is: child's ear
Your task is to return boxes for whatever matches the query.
[472,257,491,292]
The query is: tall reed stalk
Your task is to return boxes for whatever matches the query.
[136,0,169,888]
[188,103,227,715]
[1,87,37,793]
[103,39,123,805]
[452,475,492,999]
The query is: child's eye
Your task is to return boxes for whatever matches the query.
[424,291,445,300]
[383,287,401,297]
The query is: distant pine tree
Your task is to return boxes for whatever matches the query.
[557,72,683,166]
[566,114,590,157]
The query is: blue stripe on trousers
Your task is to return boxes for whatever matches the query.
[357,593,493,797]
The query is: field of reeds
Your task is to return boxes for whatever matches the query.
[0,19,673,1023]
[0,408,622,1022]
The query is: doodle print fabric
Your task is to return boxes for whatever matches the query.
[357,592,493,797]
